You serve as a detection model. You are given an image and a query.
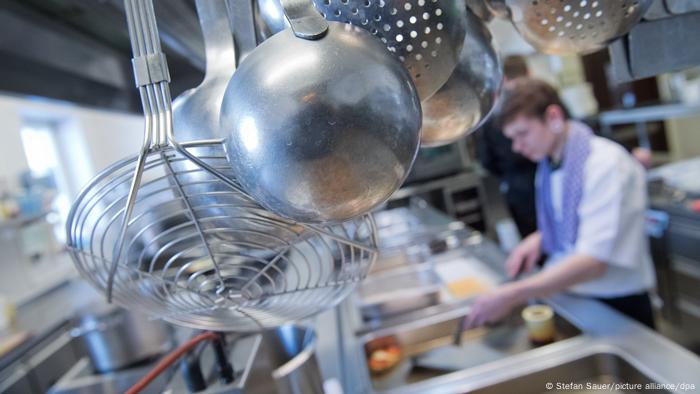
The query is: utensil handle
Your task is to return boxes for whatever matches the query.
[196,0,237,76]
[483,0,511,19]
[466,0,495,21]
[108,0,174,302]
[227,0,258,63]
[280,0,328,39]
[125,0,170,88]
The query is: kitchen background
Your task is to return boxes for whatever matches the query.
[1,1,700,393]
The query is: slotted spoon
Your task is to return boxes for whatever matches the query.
[257,0,468,101]
[487,0,653,54]
[420,5,502,147]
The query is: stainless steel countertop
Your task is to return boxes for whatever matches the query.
[322,272,700,394]
[372,293,700,394]
[315,207,700,394]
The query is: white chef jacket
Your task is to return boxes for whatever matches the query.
[544,135,656,298]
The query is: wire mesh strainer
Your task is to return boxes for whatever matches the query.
[258,0,468,100]
[66,0,378,332]
[488,0,653,54]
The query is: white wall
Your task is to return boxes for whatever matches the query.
[0,94,143,198]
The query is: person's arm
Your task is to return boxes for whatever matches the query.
[463,140,636,329]
[463,254,606,328]
[508,253,606,302]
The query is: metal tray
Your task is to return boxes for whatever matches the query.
[358,266,445,321]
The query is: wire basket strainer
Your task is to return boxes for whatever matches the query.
[66,0,377,332]
[488,0,653,54]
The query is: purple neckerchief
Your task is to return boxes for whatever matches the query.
[536,121,593,255]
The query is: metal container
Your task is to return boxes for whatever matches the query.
[71,307,173,373]
[245,325,324,394]
[358,266,445,321]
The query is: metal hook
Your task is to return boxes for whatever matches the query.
[280,0,328,39]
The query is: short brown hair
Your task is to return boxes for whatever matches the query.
[498,78,571,127]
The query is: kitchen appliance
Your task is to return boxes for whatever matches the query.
[220,0,422,223]
[485,0,654,55]
[419,6,502,147]
[257,0,469,101]
[648,158,700,342]
[49,333,263,394]
[49,325,323,394]
[66,0,378,332]
[70,306,173,373]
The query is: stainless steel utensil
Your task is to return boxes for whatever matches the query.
[66,0,378,332]
[169,0,235,247]
[71,306,173,373]
[257,0,468,101]
[170,0,266,244]
[420,6,502,147]
[487,0,653,55]
[172,0,236,143]
[220,0,422,223]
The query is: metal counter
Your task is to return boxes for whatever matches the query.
[315,207,700,394]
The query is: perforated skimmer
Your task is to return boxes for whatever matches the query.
[66,0,378,332]
[488,0,653,54]
[258,0,468,100]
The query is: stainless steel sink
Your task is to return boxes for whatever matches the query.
[471,352,669,394]
[360,305,581,391]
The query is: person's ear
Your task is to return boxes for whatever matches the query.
[544,105,565,134]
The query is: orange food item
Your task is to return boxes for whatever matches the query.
[447,277,489,299]
[368,345,402,373]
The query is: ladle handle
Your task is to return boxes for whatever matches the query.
[280,0,328,39]
[196,0,237,76]
[466,0,495,21]
[228,0,258,63]
[483,0,511,19]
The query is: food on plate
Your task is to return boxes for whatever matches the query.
[368,345,402,373]
[447,277,490,299]
[365,336,402,374]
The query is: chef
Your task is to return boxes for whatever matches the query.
[462,78,657,329]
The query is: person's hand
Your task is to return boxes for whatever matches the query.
[505,232,542,278]
[632,147,652,170]
[462,285,520,330]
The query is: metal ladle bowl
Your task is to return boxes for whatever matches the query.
[170,0,237,236]
[220,6,422,223]
[420,6,502,147]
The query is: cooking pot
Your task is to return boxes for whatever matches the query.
[245,325,324,394]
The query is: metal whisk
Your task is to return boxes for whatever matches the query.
[66,0,378,331]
